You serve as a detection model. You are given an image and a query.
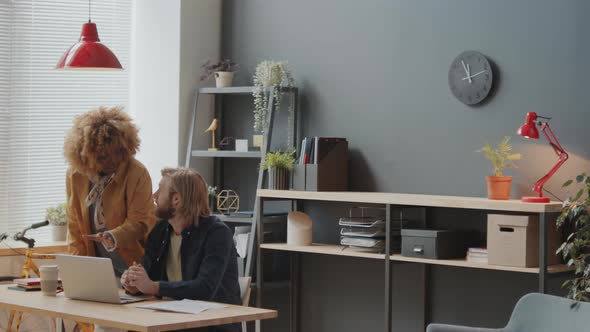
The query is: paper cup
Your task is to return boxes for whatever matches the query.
[39,265,59,296]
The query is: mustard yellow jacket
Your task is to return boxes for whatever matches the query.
[66,158,156,265]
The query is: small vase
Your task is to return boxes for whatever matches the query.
[486,176,512,200]
[252,134,263,148]
[268,167,290,190]
[214,72,234,88]
[51,225,67,242]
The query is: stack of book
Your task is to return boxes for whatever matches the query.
[11,277,62,291]
[466,247,488,264]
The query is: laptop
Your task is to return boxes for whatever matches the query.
[56,254,150,304]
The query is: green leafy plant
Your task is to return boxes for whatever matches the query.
[45,203,66,226]
[261,150,296,171]
[252,60,295,145]
[557,172,590,301]
[200,59,238,81]
[207,185,218,197]
[477,136,521,176]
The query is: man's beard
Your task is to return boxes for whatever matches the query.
[155,201,176,220]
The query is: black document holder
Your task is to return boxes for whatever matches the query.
[292,140,348,191]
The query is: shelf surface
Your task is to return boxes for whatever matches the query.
[213,213,288,224]
[257,190,562,213]
[199,86,298,95]
[214,214,254,224]
[191,150,262,158]
[260,243,571,274]
[261,243,386,260]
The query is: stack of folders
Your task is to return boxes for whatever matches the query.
[298,137,347,165]
[339,217,403,253]
[466,247,488,264]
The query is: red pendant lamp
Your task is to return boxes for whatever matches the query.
[56,0,122,70]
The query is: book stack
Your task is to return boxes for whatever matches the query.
[466,247,488,264]
[11,277,62,291]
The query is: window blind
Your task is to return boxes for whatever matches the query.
[0,0,132,244]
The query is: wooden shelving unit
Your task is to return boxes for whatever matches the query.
[255,189,568,332]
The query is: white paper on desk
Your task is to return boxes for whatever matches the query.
[138,299,226,315]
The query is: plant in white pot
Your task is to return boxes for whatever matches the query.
[262,150,296,190]
[200,59,238,88]
[477,136,521,200]
[207,185,218,212]
[252,60,295,148]
[45,203,67,241]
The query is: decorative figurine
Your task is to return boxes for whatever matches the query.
[205,118,218,151]
[216,189,239,214]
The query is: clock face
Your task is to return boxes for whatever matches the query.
[448,51,493,105]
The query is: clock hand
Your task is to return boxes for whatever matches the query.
[461,70,486,81]
[461,60,469,76]
[466,64,472,84]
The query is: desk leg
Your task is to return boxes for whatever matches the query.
[56,317,64,332]
[384,204,392,332]
[290,252,300,332]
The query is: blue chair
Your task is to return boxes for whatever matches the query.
[426,293,590,332]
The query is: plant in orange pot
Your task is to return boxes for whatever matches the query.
[478,136,521,200]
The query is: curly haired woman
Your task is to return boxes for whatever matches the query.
[64,106,156,277]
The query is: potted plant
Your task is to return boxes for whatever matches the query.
[207,185,218,212]
[252,60,295,148]
[45,203,67,241]
[261,150,296,190]
[477,136,521,200]
[556,173,590,301]
[200,59,238,88]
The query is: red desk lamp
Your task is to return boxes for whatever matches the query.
[516,112,568,203]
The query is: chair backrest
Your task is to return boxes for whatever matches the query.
[505,293,590,331]
[238,276,252,307]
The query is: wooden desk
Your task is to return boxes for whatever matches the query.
[0,285,277,332]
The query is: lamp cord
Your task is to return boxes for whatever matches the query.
[88,0,91,23]
[543,187,563,202]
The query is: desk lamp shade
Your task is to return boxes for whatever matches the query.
[55,0,122,70]
[516,112,568,203]
[517,112,539,139]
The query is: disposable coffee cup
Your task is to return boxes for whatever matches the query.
[39,265,59,296]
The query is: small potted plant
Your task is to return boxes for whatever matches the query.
[557,172,590,301]
[477,136,521,200]
[207,185,218,212]
[252,60,295,148]
[261,150,296,190]
[45,203,67,241]
[200,59,238,88]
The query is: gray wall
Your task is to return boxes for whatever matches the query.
[221,0,590,331]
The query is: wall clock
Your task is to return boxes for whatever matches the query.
[448,51,493,105]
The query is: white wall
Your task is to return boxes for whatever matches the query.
[179,0,222,182]
[130,0,221,185]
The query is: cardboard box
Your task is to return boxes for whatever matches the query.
[487,214,561,267]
